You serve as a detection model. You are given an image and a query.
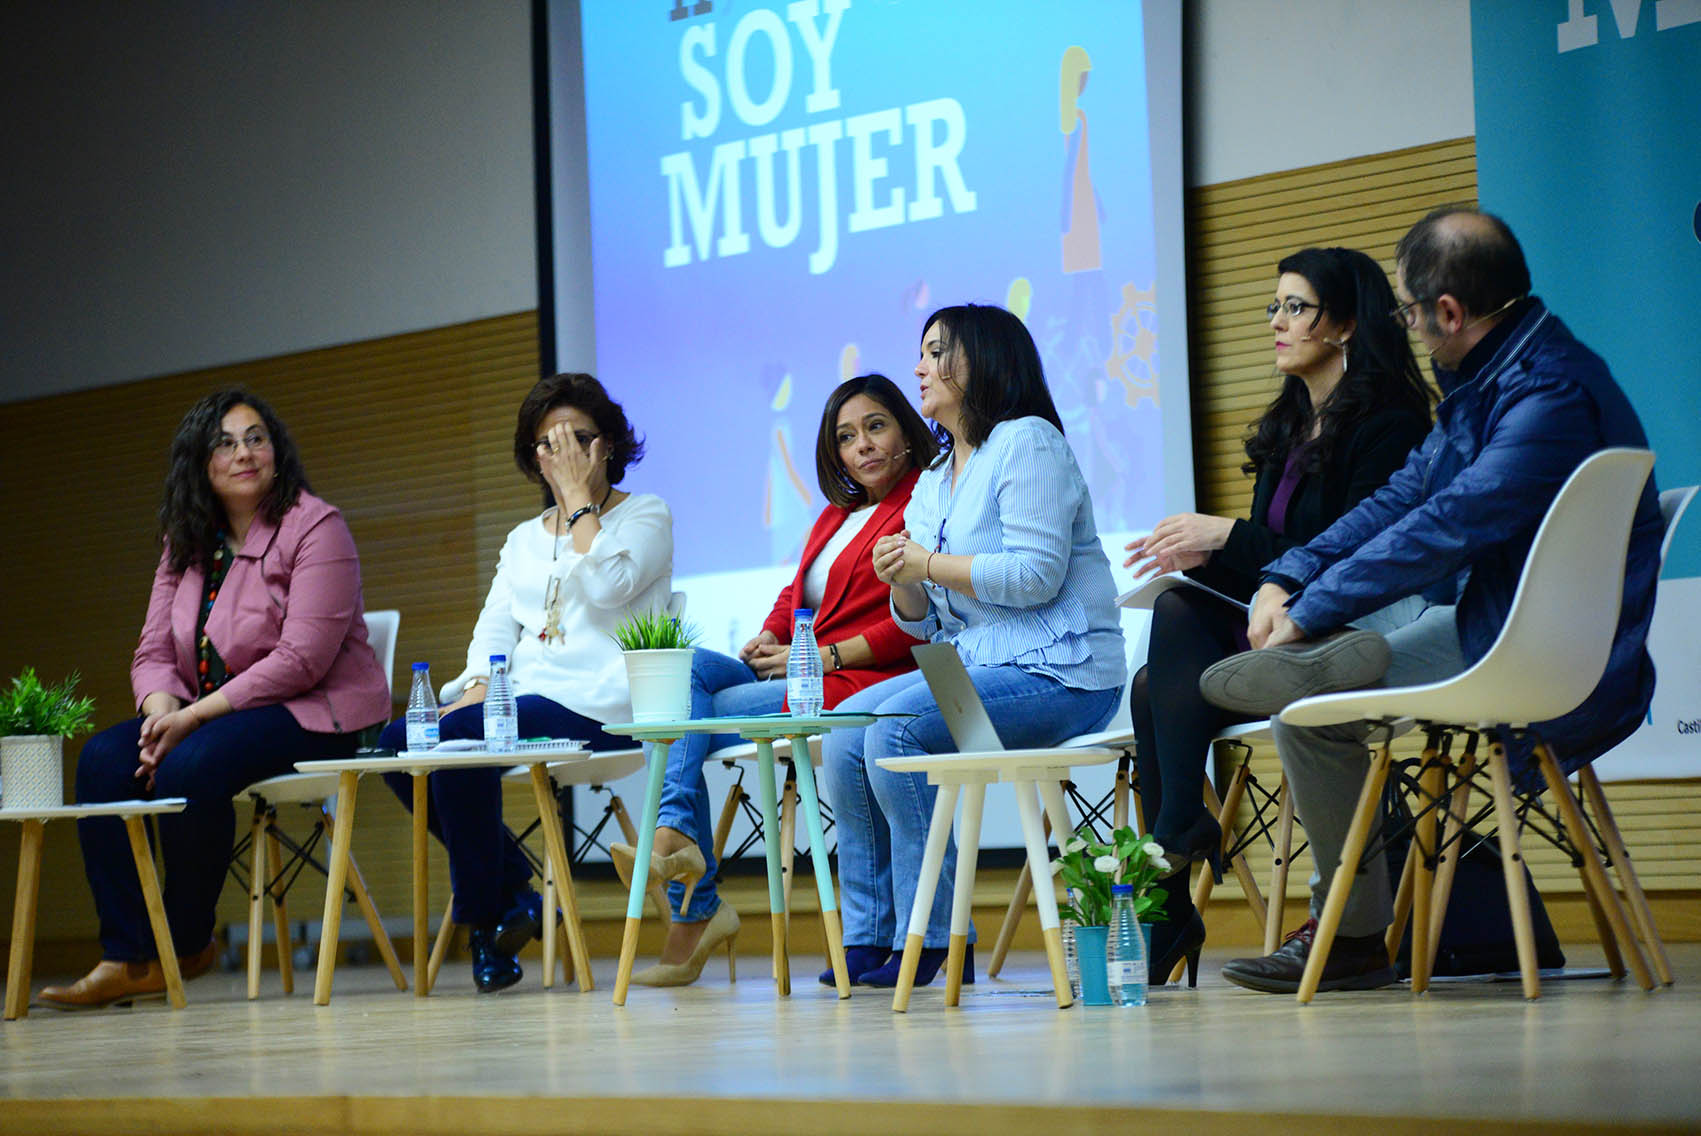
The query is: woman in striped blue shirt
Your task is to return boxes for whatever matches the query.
[822,303,1126,989]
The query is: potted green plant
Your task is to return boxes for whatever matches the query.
[611,610,700,723]
[0,668,97,810]
[1051,824,1169,1005]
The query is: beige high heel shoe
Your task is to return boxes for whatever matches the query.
[610,840,708,913]
[630,901,740,987]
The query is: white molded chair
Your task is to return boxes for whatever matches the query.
[1277,448,1659,1003]
[232,609,407,998]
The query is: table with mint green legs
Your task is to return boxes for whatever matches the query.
[602,713,874,1005]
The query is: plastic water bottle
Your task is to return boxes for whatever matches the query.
[1061,888,1080,998]
[404,662,440,752]
[1106,882,1148,1007]
[483,654,518,754]
[787,609,823,717]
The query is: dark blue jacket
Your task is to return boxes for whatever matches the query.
[1264,298,1661,773]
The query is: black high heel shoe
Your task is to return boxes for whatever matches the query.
[1148,909,1206,988]
[1155,811,1224,885]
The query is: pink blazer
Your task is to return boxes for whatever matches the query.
[130,492,392,735]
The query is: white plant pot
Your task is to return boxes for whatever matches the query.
[1,734,65,809]
[623,648,696,723]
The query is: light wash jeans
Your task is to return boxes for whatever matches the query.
[823,666,1119,950]
[655,648,788,921]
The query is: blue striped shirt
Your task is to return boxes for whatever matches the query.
[897,417,1126,691]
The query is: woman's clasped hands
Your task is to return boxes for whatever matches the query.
[1122,512,1235,579]
[871,529,930,587]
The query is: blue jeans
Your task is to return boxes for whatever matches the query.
[379,695,627,926]
[823,666,1119,950]
[655,648,789,921]
[75,704,359,961]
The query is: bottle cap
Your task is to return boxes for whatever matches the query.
[793,608,813,619]
[489,654,507,664]
[412,662,429,671]
[1111,883,1135,895]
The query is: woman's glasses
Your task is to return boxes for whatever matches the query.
[1265,297,1323,321]
[212,429,271,458]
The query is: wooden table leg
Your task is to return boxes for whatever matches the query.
[412,772,430,998]
[789,733,848,998]
[614,738,672,1006]
[4,819,45,1021]
[753,738,790,995]
[313,770,359,1006]
[125,816,185,1010]
[530,763,592,992]
[892,781,960,1013]
[1015,781,1072,1009]
[945,783,985,1007]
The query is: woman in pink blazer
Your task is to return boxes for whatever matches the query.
[42,389,390,1011]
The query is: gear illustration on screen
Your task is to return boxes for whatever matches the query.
[1105,281,1159,408]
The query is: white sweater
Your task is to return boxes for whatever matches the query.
[448,492,674,725]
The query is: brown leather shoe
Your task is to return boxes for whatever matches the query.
[177,940,218,982]
[39,959,168,1010]
[1220,917,1397,994]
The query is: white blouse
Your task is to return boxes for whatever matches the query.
[447,492,674,725]
[800,505,878,611]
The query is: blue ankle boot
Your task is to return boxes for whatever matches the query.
[858,944,974,989]
[819,945,892,986]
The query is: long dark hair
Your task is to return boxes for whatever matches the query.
[1243,247,1432,475]
[922,303,1063,460]
[814,373,940,508]
[160,388,309,572]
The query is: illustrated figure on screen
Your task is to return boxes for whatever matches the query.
[762,363,814,563]
[1060,45,1103,274]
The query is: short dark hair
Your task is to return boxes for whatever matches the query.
[1245,247,1432,474]
[513,373,645,501]
[921,303,1062,456]
[1395,205,1531,320]
[813,373,940,508]
[159,388,310,572]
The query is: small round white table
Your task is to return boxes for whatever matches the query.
[2,798,189,1020]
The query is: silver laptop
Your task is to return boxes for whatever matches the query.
[911,643,1005,753]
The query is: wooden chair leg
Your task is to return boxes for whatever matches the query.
[1265,775,1296,955]
[427,893,455,993]
[1424,750,1476,977]
[891,782,961,1013]
[1578,766,1673,985]
[986,810,1050,980]
[1020,781,1073,1009]
[1533,745,1652,991]
[345,849,407,991]
[1486,741,1542,999]
[779,770,798,936]
[944,784,986,1007]
[1296,737,1392,1005]
[1409,747,1446,994]
[529,764,593,993]
[125,816,186,1010]
[4,819,46,1021]
[1385,838,1417,968]
[264,822,294,995]
[246,806,268,1000]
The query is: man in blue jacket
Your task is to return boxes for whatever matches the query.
[1205,207,1661,994]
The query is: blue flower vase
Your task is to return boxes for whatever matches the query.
[1073,925,1112,1005]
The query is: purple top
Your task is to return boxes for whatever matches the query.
[1265,445,1312,537]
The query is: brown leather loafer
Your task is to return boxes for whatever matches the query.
[177,940,219,982]
[39,959,168,1010]
[1220,918,1397,994]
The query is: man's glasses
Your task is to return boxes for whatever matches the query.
[1266,297,1323,321]
[1389,297,1429,329]
[212,429,271,458]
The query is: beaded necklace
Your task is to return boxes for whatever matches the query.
[197,538,233,695]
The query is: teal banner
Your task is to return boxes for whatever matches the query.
[1472,0,1701,576]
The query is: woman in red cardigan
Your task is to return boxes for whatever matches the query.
[610,373,939,986]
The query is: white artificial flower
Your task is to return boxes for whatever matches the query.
[1093,854,1118,874]
[1064,837,1088,854]
[1151,855,1172,873]
[1049,859,1065,876]
[1146,840,1166,860]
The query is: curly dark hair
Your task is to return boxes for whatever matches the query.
[513,373,645,506]
[160,388,310,572]
[921,303,1063,461]
[1243,247,1433,476]
[813,374,941,508]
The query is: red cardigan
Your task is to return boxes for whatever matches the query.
[761,468,925,707]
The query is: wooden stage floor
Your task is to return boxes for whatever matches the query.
[2,942,1698,1135]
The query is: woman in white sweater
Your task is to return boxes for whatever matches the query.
[379,373,673,992]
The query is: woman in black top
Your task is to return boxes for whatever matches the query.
[1122,247,1432,982]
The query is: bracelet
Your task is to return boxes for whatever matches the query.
[565,503,601,529]
[828,642,843,672]
[925,551,936,583]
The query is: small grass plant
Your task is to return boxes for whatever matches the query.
[0,668,97,738]
[610,609,701,652]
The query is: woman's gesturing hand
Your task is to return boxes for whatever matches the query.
[1123,513,1235,578]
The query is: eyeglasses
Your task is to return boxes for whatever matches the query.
[1389,297,1429,329]
[1266,298,1323,321]
[212,429,271,458]
[535,431,598,455]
